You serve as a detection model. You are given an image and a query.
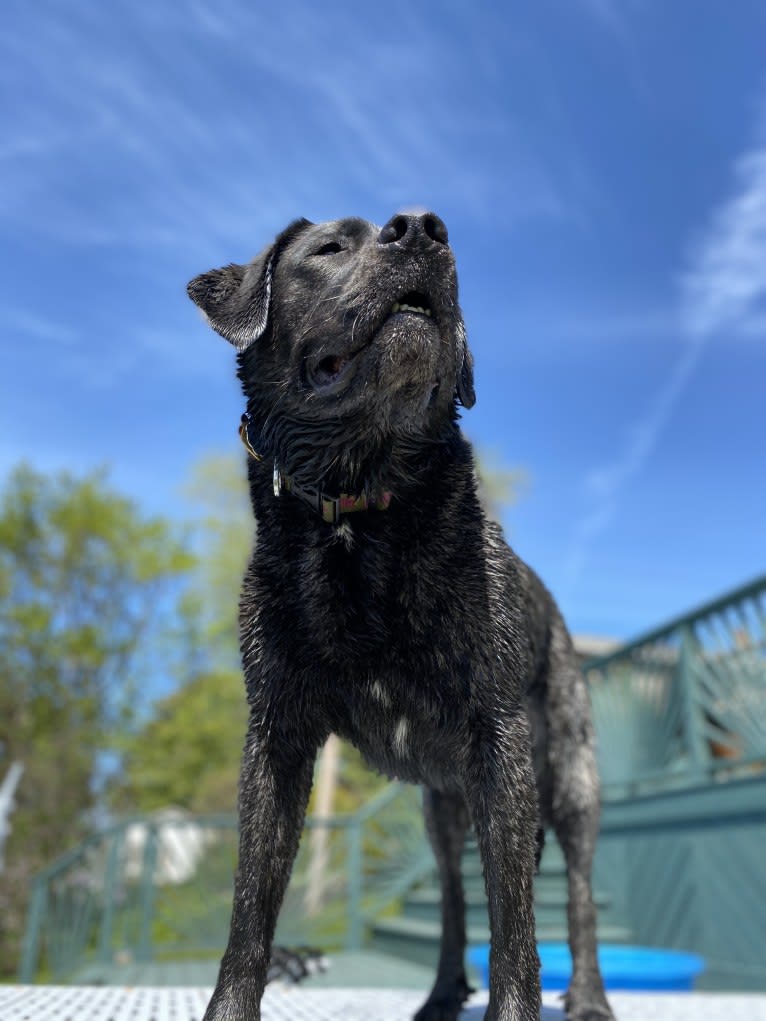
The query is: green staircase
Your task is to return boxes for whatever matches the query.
[369,836,632,967]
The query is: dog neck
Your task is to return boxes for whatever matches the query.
[239,413,392,524]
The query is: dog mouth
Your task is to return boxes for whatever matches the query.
[307,291,438,393]
[390,291,433,319]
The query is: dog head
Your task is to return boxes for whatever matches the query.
[188,213,475,486]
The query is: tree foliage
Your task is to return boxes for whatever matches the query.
[114,668,246,813]
[474,448,527,524]
[113,454,253,817]
[0,464,193,976]
[181,454,253,665]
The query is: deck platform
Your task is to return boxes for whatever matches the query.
[2,986,766,1021]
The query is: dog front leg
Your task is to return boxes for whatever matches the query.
[203,716,316,1021]
[468,723,541,1021]
[415,788,472,1021]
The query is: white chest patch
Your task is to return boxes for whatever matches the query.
[393,716,409,757]
[334,520,354,549]
[370,680,391,707]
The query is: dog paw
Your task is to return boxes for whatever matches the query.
[413,999,464,1021]
[565,1009,616,1021]
[562,988,616,1021]
[414,977,473,1021]
[202,984,261,1021]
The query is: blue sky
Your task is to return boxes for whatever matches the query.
[2,0,765,640]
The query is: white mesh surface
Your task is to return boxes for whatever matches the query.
[2,987,766,1021]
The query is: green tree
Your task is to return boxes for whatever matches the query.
[113,453,253,816]
[114,668,246,813]
[181,454,253,664]
[0,464,194,976]
[474,448,528,524]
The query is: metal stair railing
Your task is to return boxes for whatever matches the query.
[583,574,766,798]
[19,785,429,983]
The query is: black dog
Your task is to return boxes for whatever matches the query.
[188,213,614,1021]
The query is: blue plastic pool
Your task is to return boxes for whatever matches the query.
[467,943,705,992]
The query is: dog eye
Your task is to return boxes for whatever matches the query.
[314,241,344,256]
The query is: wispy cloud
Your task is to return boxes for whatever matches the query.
[563,131,766,597]
[0,1,583,261]
[6,310,79,346]
[574,0,650,99]
[563,336,704,588]
[577,0,628,37]
[681,147,766,339]
[0,0,600,414]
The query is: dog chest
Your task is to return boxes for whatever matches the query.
[260,524,478,669]
[333,674,469,787]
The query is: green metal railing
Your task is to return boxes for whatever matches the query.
[584,574,766,797]
[19,783,431,984]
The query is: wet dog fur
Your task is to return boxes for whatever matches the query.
[188,212,614,1021]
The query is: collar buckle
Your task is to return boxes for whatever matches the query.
[239,414,264,462]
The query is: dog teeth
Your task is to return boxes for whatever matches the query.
[391,303,432,316]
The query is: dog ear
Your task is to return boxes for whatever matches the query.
[187,218,312,350]
[455,321,476,408]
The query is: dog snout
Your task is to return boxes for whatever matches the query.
[378,212,449,250]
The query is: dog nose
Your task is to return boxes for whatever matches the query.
[378,212,449,249]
